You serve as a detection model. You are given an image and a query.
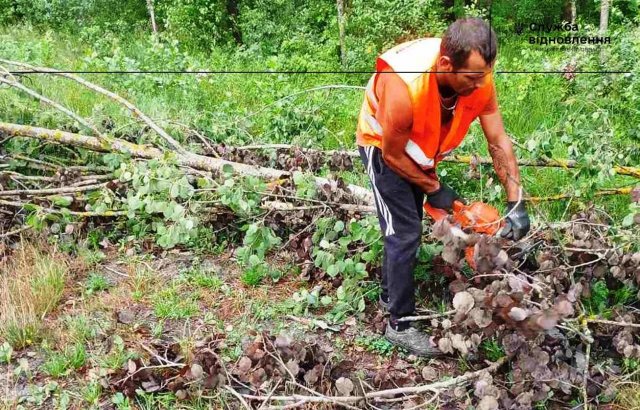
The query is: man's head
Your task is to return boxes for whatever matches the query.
[437,18,497,96]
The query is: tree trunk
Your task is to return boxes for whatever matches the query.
[336,0,346,67]
[570,0,576,24]
[599,0,610,63]
[599,0,610,33]
[146,0,157,35]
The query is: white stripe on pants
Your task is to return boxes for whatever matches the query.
[364,146,395,236]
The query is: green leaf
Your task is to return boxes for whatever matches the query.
[327,264,338,277]
[222,164,234,175]
[51,196,73,207]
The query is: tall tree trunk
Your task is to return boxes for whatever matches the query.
[146,0,157,35]
[599,0,610,33]
[570,0,576,24]
[599,0,610,63]
[336,0,346,67]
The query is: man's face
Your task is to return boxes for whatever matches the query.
[439,50,493,96]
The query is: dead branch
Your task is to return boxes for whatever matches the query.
[0,199,126,217]
[0,225,31,239]
[0,58,186,154]
[586,318,640,329]
[527,187,634,202]
[397,309,456,322]
[0,182,109,197]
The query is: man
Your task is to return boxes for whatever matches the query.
[356,18,530,356]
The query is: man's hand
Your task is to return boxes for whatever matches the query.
[500,201,530,240]
[426,183,464,210]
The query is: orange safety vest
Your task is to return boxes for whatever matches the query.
[356,38,494,170]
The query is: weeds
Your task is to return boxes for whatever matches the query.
[152,287,200,319]
[41,343,87,377]
[0,242,69,348]
[85,272,111,294]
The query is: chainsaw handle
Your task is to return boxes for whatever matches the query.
[423,200,465,221]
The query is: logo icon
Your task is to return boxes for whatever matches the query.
[514,23,524,35]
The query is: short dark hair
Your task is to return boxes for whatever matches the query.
[440,18,497,69]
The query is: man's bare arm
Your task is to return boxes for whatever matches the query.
[479,110,522,201]
[376,71,440,194]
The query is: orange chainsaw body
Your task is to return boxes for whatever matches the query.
[424,200,503,269]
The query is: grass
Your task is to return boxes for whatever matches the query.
[152,286,200,319]
[85,272,111,294]
[41,343,86,377]
[0,242,69,349]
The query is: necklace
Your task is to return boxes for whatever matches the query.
[439,93,458,111]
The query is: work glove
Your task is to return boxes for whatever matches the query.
[427,183,464,210]
[500,201,530,241]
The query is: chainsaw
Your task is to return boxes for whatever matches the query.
[423,200,504,269]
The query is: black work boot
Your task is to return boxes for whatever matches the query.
[385,319,444,357]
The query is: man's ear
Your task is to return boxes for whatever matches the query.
[437,56,454,72]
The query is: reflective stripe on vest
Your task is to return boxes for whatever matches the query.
[363,113,383,136]
[405,140,435,168]
[365,76,379,111]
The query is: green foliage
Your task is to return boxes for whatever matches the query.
[81,381,102,407]
[152,287,200,318]
[102,156,198,248]
[623,357,640,374]
[41,343,86,377]
[345,0,447,70]
[85,272,111,295]
[236,222,282,286]
[97,335,132,371]
[311,216,383,322]
[0,342,12,364]
[414,243,444,282]
[584,280,610,315]
[290,286,333,315]
[0,0,148,30]
[355,335,395,357]
[112,392,132,410]
[216,174,265,217]
[157,0,235,51]
[583,281,637,317]
[481,338,506,362]
[292,171,317,199]
[180,265,223,289]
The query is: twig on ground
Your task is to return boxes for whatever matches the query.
[0,225,32,239]
[0,199,126,217]
[397,310,456,322]
[225,385,252,410]
[582,323,592,410]
[0,181,110,197]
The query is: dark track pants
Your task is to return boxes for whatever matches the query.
[358,145,424,320]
